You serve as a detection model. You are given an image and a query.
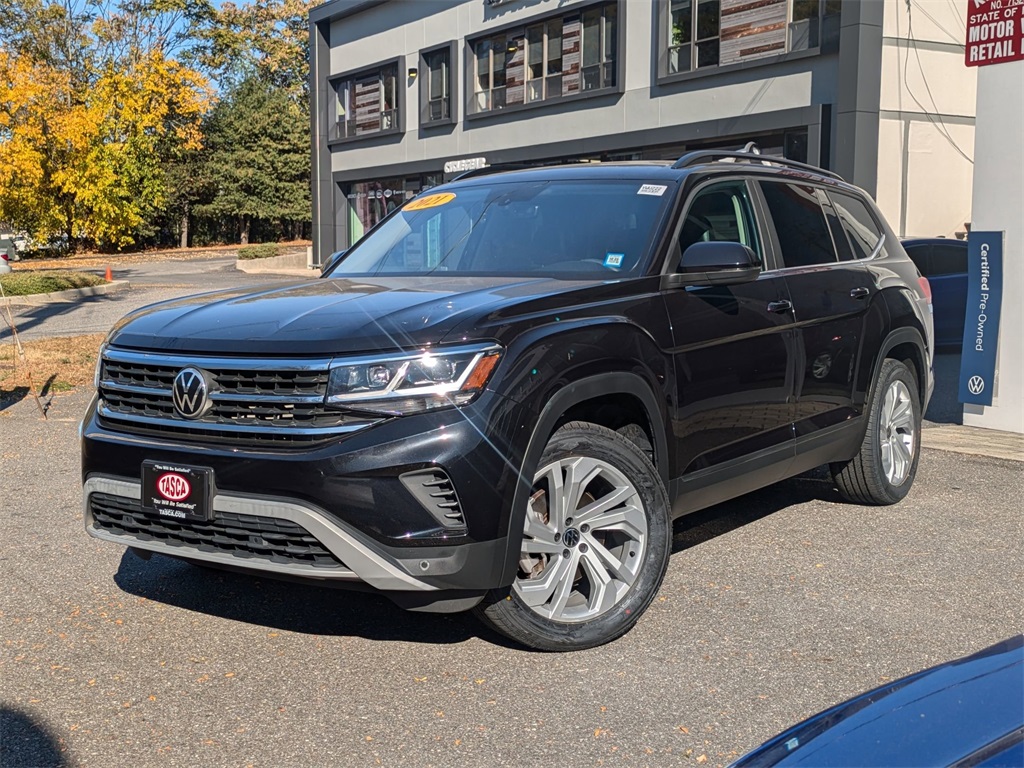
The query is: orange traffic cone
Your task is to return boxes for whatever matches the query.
[105,265,113,282]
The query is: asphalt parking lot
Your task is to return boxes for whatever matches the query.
[2,262,1022,766]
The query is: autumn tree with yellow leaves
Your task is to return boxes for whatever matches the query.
[0,0,213,249]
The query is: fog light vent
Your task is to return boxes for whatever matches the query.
[400,468,466,532]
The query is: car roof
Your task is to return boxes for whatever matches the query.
[901,237,968,247]
[443,156,862,196]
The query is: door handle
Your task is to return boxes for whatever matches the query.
[850,287,870,300]
[767,299,793,314]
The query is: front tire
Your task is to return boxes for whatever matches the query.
[476,421,670,651]
[831,359,922,505]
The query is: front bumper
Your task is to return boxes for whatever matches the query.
[82,389,530,593]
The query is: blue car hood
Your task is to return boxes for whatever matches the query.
[732,635,1024,767]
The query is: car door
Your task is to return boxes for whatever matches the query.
[661,178,797,513]
[756,181,875,440]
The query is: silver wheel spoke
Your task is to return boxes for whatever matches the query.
[586,504,646,540]
[584,535,636,583]
[890,396,913,430]
[547,553,579,616]
[881,439,894,481]
[517,551,577,609]
[579,550,617,615]
[573,485,633,527]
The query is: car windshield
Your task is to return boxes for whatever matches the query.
[327,178,674,279]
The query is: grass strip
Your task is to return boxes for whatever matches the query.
[0,270,106,296]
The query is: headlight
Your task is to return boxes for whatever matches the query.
[325,344,502,415]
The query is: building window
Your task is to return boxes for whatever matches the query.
[660,0,841,81]
[331,61,400,141]
[790,0,842,52]
[422,45,454,124]
[581,3,617,91]
[669,0,719,74]
[526,19,563,102]
[469,1,618,115]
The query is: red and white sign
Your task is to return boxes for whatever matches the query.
[156,472,191,502]
[965,0,1024,67]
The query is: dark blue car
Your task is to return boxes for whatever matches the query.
[903,238,969,349]
[731,635,1024,767]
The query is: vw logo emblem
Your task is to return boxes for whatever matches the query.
[562,528,581,548]
[967,375,985,396]
[172,367,210,419]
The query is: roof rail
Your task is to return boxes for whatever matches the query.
[449,163,535,182]
[671,148,844,181]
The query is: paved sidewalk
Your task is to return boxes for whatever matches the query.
[923,424,1023,463]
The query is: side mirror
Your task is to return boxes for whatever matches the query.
[320,249,347,275]
[667,241,761,287]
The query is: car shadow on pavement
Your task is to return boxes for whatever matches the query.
[0,292,122,342]
[0,707,67,767]
[112,550,521,649]
[672,467,839,554]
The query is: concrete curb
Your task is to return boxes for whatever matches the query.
[235,251,317,277]
[1,280,131,307]
[923,424,1023,462]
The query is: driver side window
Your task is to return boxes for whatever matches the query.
[675,180,761,268]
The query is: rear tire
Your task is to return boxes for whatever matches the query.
[831,359,921,505]
[475,421,670,651]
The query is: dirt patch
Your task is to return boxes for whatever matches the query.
[18,241,311,272]
[0,333,105,407]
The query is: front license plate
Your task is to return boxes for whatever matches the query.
[142,461,213,522]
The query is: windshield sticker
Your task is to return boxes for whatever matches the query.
[404,192,456,211]
[604,253,624,269]
[637,184,668,197]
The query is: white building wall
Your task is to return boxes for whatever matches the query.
[876,0,976,237]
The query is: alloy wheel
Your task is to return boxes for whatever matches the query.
[514,456,647,622]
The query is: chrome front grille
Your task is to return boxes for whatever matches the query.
[97,349,376,445]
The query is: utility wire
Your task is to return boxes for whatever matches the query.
[901,0,974,164]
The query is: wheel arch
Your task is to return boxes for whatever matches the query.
[498,371,669,585]
[865,326,930,414]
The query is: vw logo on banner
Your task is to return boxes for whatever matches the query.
[959,232,1003,407]
[172,367,211,419]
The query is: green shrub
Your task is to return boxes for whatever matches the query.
[0,270,106,296]
[237,243,280,260]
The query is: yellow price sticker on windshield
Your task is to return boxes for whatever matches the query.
[404,192,456,211]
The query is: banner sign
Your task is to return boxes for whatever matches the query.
[965,0,1024,67]
[958,231,1004,406]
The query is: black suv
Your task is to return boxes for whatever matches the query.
[82,151,934,651]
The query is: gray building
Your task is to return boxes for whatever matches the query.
[309,0,975,264]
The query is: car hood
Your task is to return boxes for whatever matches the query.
[731,635,1024,767]
[107,275,605,356]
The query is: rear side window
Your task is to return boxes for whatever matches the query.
[930,243,967,276]
[759,182,838,268]
[830,192,884,260]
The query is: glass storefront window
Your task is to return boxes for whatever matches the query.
[345,175,441,248]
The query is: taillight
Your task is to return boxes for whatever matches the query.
[918,276,932,304]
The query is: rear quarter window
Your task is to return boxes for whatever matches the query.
[829,192,884,260]
[759,181,838,268]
